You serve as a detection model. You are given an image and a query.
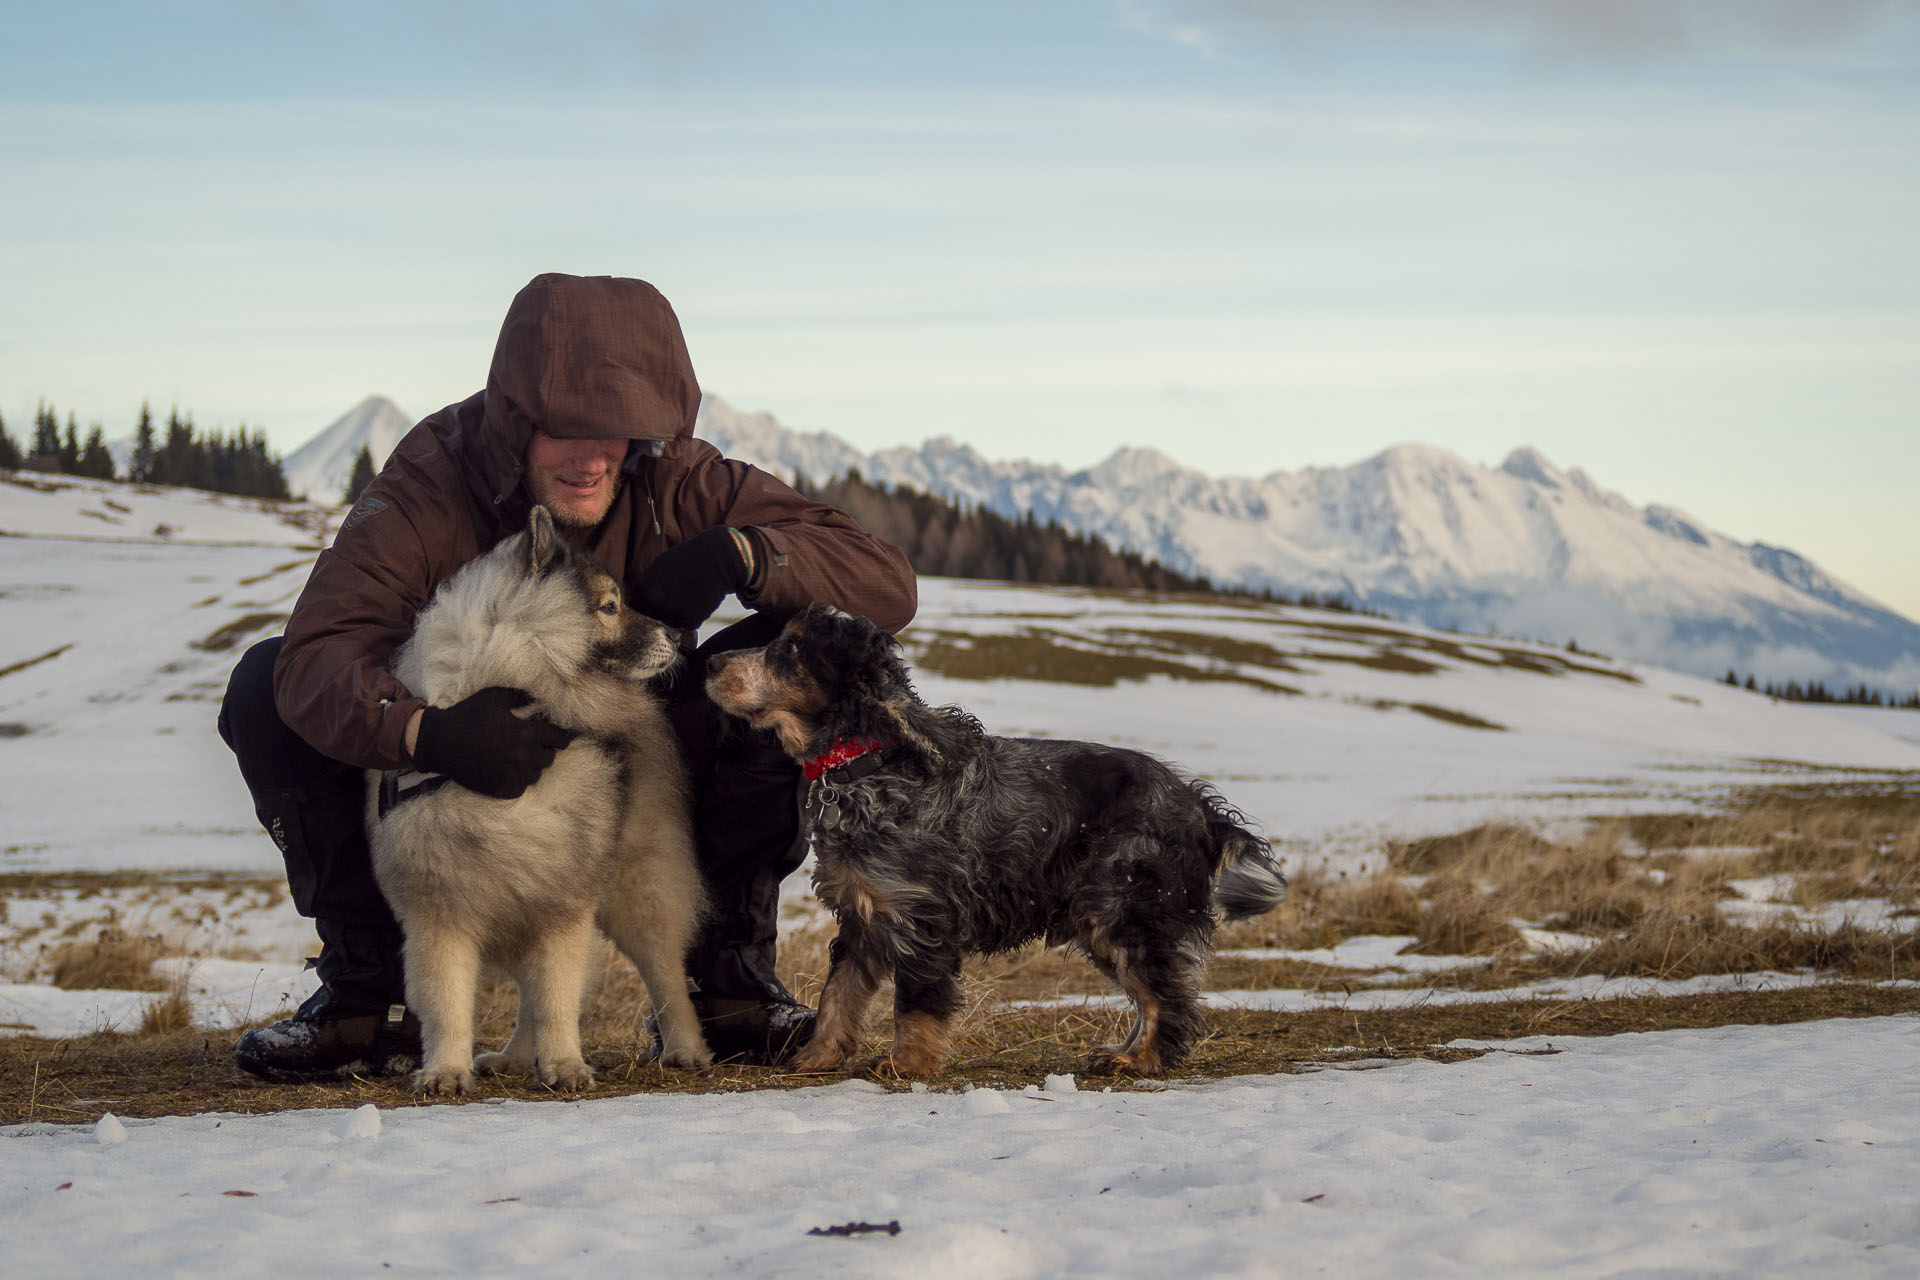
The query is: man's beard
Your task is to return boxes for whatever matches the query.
[529,470,623,528]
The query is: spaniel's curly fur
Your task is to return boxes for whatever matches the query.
[706,604,1287,1078]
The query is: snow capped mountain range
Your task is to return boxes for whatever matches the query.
[695,398,1920,692]
[281,395,415,504]
[286,393,1920,691]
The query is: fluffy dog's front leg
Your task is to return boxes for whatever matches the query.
[789,932,882,1074]
[405,925,482,1096]
[483,915,597,1092]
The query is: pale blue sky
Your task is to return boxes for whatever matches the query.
[5,1,1918,614]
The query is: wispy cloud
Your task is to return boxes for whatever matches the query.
[1122,0,1912,59]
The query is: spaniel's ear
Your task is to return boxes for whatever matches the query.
[880,695,943,765]
[862,622,910,688]
[527,505,564,576]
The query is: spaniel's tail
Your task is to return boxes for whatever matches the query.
[1193,783,1288,920]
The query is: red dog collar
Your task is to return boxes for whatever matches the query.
[803,738,891,782]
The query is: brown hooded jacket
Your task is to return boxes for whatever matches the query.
[272,274,917,770]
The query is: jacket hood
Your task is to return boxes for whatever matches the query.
[469,272,702,512]
[485,271,700,438]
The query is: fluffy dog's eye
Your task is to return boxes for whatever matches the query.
[599,601,618,615]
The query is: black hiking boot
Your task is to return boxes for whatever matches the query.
[671,980,816,1067]
[234,986,422,1083]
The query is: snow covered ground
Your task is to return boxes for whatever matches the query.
[7,1017,1918,1278]
[6,474,1920,1274]
[7,475,1916,880]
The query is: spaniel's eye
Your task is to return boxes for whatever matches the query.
[599,601,619,616]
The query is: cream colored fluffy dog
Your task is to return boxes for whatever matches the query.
[368,505,711,1094]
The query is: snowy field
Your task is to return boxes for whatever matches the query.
[7,1018,1917,1278]
[8,473,1916,882]
[6,473,1920,1275]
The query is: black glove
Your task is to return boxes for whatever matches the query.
[694,611,785,663]
[412,686,576,800]
[627,526,753,630]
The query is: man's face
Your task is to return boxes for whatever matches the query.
[525,430,628,528]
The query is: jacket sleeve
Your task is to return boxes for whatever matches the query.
[271,484,445,771]
[669,444,917,633]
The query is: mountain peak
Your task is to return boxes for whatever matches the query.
[282,396,415,503]
[1361,442,1477,476]
[1085,445,1186,488]
[1500,446,1565,487]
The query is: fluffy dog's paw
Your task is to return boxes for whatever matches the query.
[474,1050,534,1078]
[660,1043,713,1070]
[413,1063,475,1095]
[538,1058,595,1093]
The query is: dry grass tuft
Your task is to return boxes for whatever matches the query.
[1410,882,1522,955]
[1387,824,1558,874]
[46,930,170,992]
[1228,862,1424,950]
[138,985,195,1035]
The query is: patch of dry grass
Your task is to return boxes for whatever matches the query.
[7,984,1917,1125]
[1403,702,1508,731]
[190,612,288,653]
[138,985,195,1036]
[906,629,1294,693]
[1218,861,1424,951]
[45,930,170,992]
[6,787,1918,1124]
[1282,795,1920,985]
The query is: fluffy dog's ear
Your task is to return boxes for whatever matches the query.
[527,505,563,576]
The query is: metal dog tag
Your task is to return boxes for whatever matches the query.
[816,782,842,829]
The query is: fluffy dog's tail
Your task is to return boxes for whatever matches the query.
[1194,785,1288,920]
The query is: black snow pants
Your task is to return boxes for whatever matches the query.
[216,626,805,1013]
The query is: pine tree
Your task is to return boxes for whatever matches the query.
[250,429,291,500]
[79,424,115,479]
[32,402,60,458]
[130,403,157,482]
[157,408,193,487]
[0,410,19,468]
[343,443,376,504]
[59,414,82,474]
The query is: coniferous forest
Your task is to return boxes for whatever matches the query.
[0,401,289,499]
[1719,669,1920,711]
[795,469,1355,609]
